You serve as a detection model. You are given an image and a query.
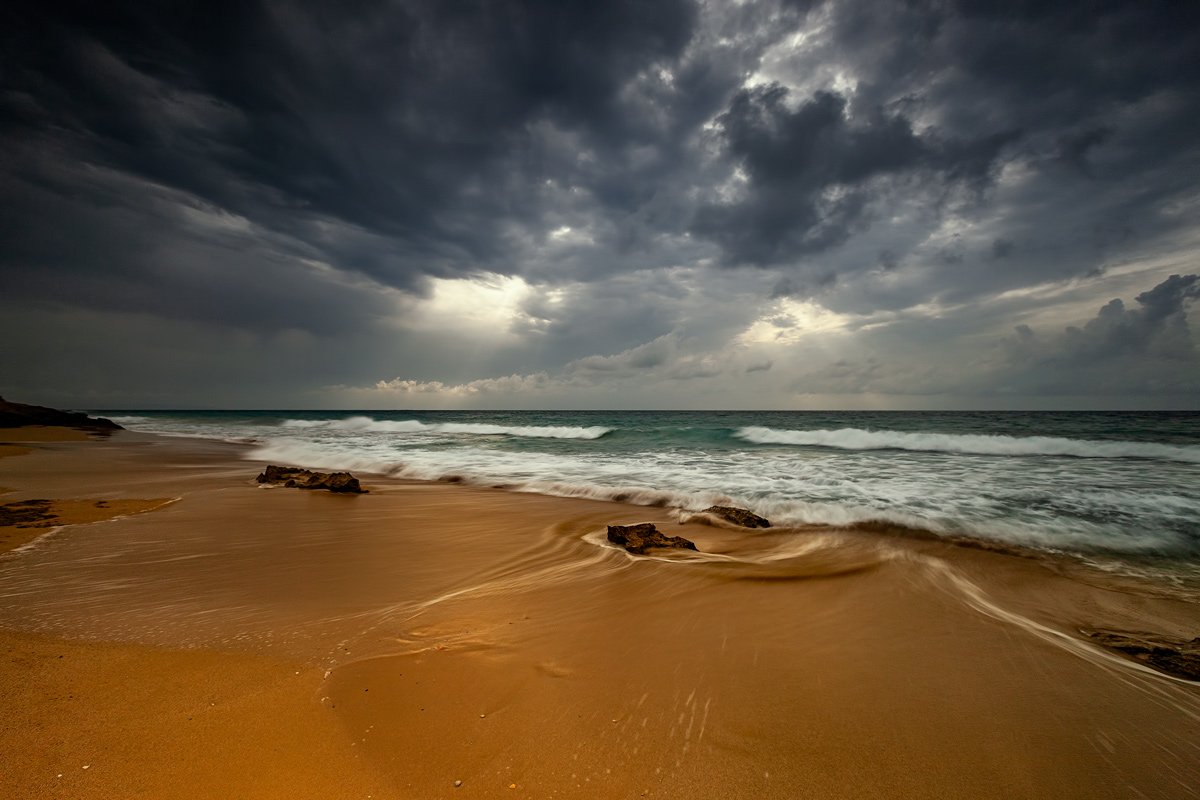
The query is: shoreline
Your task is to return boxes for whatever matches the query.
[97,412,1200,584]
[2,427,1199,797]
[90,421,1200,608]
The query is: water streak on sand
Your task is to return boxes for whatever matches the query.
[401,548,621,623]
[916,554,1200,722]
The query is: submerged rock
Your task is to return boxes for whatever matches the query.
[702,505,770,528]
[606,523,698,555]
[256,465,367,494]
[1086,630,1200,681]
[0,499,55,528]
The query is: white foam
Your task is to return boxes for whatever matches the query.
[280,416,610,439]
[249,439,403,476]
[736,426,1200,463]
[111,413,1199,560]
[243,436,1197,556]
[428,422,611,439]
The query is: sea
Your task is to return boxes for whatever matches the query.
[104,410,1200,577]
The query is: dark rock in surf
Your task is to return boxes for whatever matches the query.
[702,505,770,528]
[606,523,698,555]
[700,506,772,532]
[1086,630,1200,681]
[256,465,367,494]
[258,465,305,484]
[319,472,367,493]
[0,396,122,432]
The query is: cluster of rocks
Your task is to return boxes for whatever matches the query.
[0,396,122,432]
[1086,630,1200,681]
[256,465,367,494]
[607,505,771,555]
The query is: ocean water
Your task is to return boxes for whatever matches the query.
[105,410,1200,567]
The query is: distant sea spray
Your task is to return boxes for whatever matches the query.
[281,416,611,440]
[735,425,1200,463]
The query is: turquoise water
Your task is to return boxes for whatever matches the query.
[105,410,1200,565]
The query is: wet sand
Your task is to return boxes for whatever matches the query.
[1,430,1198,798]
[0,425,93,443]
[0,498,177,554]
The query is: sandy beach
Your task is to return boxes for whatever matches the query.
[7,0,1200,795]
[2,428,1199,799]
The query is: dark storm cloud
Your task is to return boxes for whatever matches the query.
[1055,127,1113,179]
[0,0,700,300]
[0,151,390,335]
[693,85,1016,266]
[6,0,1196,299]
[693,0,1200,307]
[2,0,1199,405]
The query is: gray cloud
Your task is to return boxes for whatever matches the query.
[996,274,1200,394]
[1,0,1199,407]
[693,86,1016,266]
[787,274,1200,401]
[0,0,702,293]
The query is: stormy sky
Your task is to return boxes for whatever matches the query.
[2,0,1199,409]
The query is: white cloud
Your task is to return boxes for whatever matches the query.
[371,372,554,396]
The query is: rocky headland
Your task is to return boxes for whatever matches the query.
[0,396,122,432]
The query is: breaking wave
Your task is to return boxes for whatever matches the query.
[281,416,610,440]
[246,437,1199,557]
[108,410,1200,562]
[736,426,1200,463]
[248,439,932,529]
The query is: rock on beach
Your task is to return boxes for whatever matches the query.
[256,465,367,493]
[702,505,771,528]
[606,523,698,555]
[1086,630,1200,681]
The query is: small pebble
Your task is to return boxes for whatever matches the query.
[509,784,516,789]
[480,714,485,718]
[454,780,462,787]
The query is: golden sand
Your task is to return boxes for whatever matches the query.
[0,629,392,800]
[0,426,94,443]
[0,430,1198,798]
[0,498,177,554]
